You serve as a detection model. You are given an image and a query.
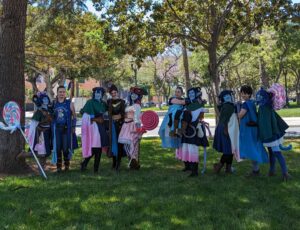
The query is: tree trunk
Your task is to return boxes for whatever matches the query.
[208,47,220,120]
[259,56,270,88]
[44,72,54,100]
[0,0,27,172]
[182,40,191,92]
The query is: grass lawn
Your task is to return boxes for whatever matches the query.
[1,138,300,229]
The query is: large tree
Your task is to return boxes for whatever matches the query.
[0,0,28,172]
[94,0,294,115]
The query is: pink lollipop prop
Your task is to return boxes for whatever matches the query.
[2,101,21,126]
[2,101,47,179]
[141,110,159,131]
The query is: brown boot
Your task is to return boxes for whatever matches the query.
[213,162,224,173]
[177,121,187,136]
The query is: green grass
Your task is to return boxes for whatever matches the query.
[277,107,300,117]
[1,138,300,229]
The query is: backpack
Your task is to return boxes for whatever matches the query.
[268,83,286,110]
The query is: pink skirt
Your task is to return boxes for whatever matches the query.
[176,143,199,163]
[118,121,136,144]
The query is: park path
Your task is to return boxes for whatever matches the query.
[25,112,300,137]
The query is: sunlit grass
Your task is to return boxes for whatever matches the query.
[0,138,300,229]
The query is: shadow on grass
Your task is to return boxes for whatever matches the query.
[0,139,300,229]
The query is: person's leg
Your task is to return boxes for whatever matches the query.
[214,154,225,173]
[43,129,51,158]
[189,162,199,177]
[225,155,233,173]
[182,161,191,171]
[93,148,102,173]
[116,143,124,171]
[268,147,276,176]
[62,132,70,171]
[81,155,92,171]
[273,151,288,176]
[55,128,63,172]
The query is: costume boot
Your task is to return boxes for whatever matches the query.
[112,156,117,169]
[213,162,224,173]
[80,158,90,171]
[225,164,233,174]
[64,161,70,171]
[94,151,102,173]
[57,162,62,173]
[189,163,198,177]
[182,162,191,172]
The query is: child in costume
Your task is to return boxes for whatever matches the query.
[18,92,53,167]
[80,87,108,173]
[175,87,209,177]
[107,84,126,171]
[238,85,268,176]
[159,86,187,148]
[256,86,291,181]
[52,86,77,172]
[118,86,148,169]
[213,90,240,174]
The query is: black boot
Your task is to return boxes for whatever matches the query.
[213,162,224,173]
[116,154,122,172]
[189,163,198,177]
[225,164,233,174]
[94,151,102,173]
[182,162,191,172]
[81,158,90,172]
[112,156,117,169]
[64,161,70,171]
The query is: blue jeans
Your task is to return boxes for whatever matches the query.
[55,126,69,167]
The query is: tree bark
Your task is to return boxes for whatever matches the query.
[259,56,270,88]
[0,0,27,172]
[182,40,191,93]
[208,46,220,120]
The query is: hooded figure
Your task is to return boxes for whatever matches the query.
[118,86,148,169]
[256,87,291,181]
[18,92,53,167]
[80,87,108,173]
[175,87,209,177]
[213,90,240,174]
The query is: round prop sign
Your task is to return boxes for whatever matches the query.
[141,110,159,131]
[2,101,21,126]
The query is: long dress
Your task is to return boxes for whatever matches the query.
[239,100,268,163]
[176,104,209,163]
[80,99,108,158]
[118,104,142,160]
[159,97,184,148]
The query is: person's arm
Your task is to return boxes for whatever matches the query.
[170,98,185,105]
[238,108,247,119]
[70,102,76,119]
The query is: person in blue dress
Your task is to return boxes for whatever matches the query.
[238,85,268,176]
[159,86,187,149]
